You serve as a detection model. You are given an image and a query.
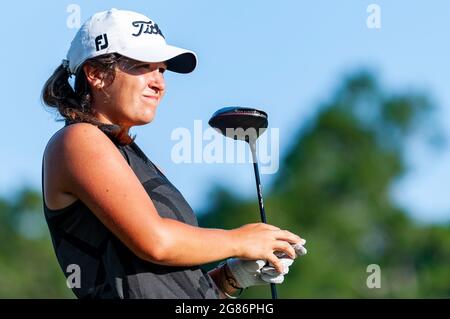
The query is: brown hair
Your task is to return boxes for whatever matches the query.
[41,53,134,145]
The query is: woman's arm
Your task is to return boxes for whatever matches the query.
[47,123,299,271]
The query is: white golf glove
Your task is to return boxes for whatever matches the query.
[226,242,307,289]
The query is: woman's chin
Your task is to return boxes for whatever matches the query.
[131,102,158,125]
[139,110,156,124]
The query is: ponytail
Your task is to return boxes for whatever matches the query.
[41,54,134,145]
[42,63,80,112]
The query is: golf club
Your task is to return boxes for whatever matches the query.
[208,106,277,299]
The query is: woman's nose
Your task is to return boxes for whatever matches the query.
[149,69,165,92]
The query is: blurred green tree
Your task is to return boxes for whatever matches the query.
[0,189,73,298]
[199,71,450,298]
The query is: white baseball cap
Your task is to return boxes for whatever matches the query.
[66,8,197,74]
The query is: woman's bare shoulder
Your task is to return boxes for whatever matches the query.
[44,122,124,180]
[45,122,109,153]
[43,122,119,209]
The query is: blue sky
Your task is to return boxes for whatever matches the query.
[0,0,449,223]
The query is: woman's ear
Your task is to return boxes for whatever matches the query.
[83,63,104,89]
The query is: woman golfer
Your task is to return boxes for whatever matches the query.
[41,8,306,299]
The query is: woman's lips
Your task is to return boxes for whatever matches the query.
[143,95,158,99]
[142,95,158,102]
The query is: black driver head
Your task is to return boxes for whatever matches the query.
[208,107,268,142]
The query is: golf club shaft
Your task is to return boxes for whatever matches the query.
[250,141,278,300]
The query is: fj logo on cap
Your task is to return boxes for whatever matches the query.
[95,34,109,51]
[132,20,165,38]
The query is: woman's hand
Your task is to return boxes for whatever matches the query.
[229,223,305,274]
[226,242,308,289]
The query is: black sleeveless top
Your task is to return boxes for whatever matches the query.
[42,126,220,299]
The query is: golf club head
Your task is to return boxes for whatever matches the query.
[208,107,268,142]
